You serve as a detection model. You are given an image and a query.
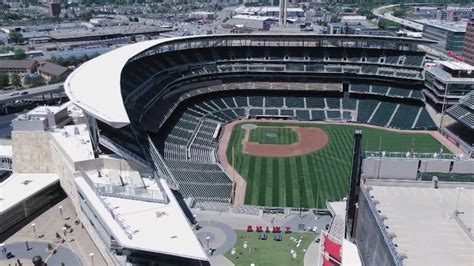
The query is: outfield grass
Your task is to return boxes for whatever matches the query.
[226,122,448,208]
[249,127,298,145]
[224,230,313,266]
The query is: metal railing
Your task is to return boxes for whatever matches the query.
[147,136,179,190]
[99,135,151,168]
[78,170,134,240]
[79,168,166,204]
[96,183,166,203]
[364,150,459,160]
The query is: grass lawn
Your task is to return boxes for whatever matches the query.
[249,127,299,145]
[224,230,314,266]
[226,122,448,208]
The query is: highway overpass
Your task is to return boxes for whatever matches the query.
[373,4,425,32]
[0,83,64,104]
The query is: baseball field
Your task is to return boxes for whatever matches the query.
[225,121,449,208]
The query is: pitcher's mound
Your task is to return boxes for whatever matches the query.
[241,124,258,130]
[243,126,329,157]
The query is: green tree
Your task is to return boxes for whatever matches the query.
[81,54,90,62]
[357,6,375,20]
[68,55,78,66]
[56,57,65,66]
[378,18,400,29]
[13,48,26,59]
[49,75,65,84]
[0,72,9,88]
[10,73,21,88]
[25,75,45,87]
[330,15,341,23]
[8,31,23,43]
[392,8,408,18]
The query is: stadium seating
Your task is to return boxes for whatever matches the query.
[369,102,398,126]
[156,87,436,203]
[371,85,389,95]
[326,110,342,120]
[326,98,341,109]
[350,84,425,101]
[357,99,378,123]
[389,105,420,129]
[404,55,424,67]
[414,108,437,129]
[311,110,326,120]
[306,97,326,108]
[286,97,305,108]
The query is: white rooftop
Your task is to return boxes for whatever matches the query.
[369,185,474,266]
[50,124,95,162]
[440,60,474,71]
[0,145,12,157]
[232,14,274,21]
[75,176,208,261]
[342,239,362,266]
[64,39,166,128]
[0,173,59,212]
[422,20,467,32]
[27,105,64,116]
[234,6,304,13]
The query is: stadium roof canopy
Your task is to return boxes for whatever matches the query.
[65,34,434,128]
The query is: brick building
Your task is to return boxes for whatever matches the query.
[462,20,474,66]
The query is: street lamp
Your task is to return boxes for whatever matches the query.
[89,253,94,266]
[206,236,210,251]
[31,223,36,238]
[455,187,464,213]
[59,206,63,219]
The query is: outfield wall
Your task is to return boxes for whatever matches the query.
[362,157,474,180]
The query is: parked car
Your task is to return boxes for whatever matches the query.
[9,91,19,96]
[20,91,28,95]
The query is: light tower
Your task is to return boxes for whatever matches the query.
[279,0,287,26]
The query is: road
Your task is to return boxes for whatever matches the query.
[0,83,64,104]
[373,4,424,32]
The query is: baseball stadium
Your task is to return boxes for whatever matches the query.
[24,34,469,265]
[76,34,444,206]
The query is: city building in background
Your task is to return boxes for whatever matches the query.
[422,20,467,54]
[462,20,474,66]
[424,61,474,111]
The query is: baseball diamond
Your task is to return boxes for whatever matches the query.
[222,121,451,208]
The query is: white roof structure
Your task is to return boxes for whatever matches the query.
[0,145,12,157]
[0,173,60,212]
[64,39,168,128]
[65,34,428,128]
[342,239,362,266]
[50,124,95,162]
[369,185,474,266]
[75,175,208,261]
[440,61,474,71]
